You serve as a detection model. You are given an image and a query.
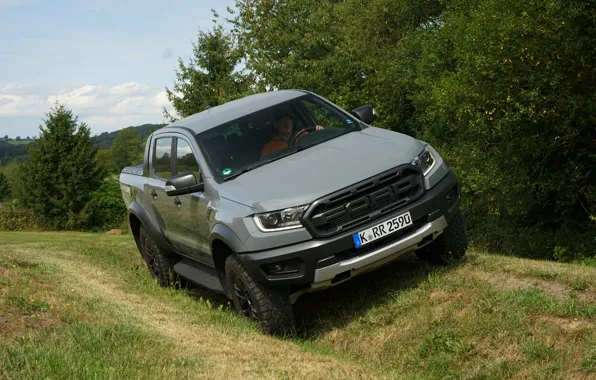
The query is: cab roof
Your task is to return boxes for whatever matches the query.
[166,90,309,135]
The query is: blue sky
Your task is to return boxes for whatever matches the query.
[0,0,237,138]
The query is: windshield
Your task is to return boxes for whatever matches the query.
[195,94,360,181]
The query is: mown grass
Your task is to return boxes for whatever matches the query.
[0,231,594,379]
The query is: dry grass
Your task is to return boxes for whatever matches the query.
[0,233,595,379]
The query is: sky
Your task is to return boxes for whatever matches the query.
[0,0,237,138]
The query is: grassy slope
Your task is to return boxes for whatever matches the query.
[0,232,594,379]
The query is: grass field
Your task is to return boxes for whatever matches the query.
[0,231,594,379]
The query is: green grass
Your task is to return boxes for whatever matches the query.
[0,232,594,379]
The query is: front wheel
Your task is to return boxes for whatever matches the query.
[415,210,468,264]
[225,254,295,336]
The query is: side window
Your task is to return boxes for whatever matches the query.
[301,99,352,129]
[176,139,201,181]
[153,138,173,179]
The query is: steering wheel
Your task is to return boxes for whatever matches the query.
[289,127,317,145]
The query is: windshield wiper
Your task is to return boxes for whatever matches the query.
[222,146,305,182]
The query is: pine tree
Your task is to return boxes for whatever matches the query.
[0,172,9,202]
[14,103,103,229]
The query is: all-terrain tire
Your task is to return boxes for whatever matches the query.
[139,225,178,287]
[225,254,295,336]
[415,210,468,264]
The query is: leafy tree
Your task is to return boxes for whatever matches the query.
[0,172,9,202]
[230,0,443,134]
[227,0,596,260]
[13,103,103,230]
[110,127,145,173]
[412,0,596,258]
[87,178,127,230]
[164,22,251,121]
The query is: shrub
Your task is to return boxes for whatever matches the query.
[86,178,127,231]
[0,206,39,231]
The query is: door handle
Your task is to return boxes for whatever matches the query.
[150,189,158,199]
[173,197,181,207]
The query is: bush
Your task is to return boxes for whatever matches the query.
[411,0,596,261]
[0,206,39,231]
[86,178,127,231]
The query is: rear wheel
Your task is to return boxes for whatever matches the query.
[416,210,468,264]
[139,226,177,286]
[225,254,295,336]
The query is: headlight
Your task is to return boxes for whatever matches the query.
[254,205,309,232]
[412,146,436,176]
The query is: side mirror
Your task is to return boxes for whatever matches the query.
[165,171,204,196]
[351,105,376,124]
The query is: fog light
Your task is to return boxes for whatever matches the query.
[265,260,301,275]
[446,185,460,207]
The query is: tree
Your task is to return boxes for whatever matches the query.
[0,172,9,202]
[109,127,144,173]
[411,0,596,258]
[164,22,251,121]
[13,103,103,229]
[230,0,443,135]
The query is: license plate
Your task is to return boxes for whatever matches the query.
[352,212,413,248]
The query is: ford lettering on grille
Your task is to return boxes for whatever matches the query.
[302,165,425,238]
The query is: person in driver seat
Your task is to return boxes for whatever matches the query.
[260,113,324,158]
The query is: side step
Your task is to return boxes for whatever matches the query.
[173,260,225,295]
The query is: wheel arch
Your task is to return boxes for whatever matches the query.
[210,224,247,295]
[127,202,173,256]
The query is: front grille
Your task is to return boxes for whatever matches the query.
[302,164,425,238]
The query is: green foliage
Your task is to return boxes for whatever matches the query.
[0,207,38,231]
[86,178,127,231]
[164,23,252,121]
[93,124,165,150]
[0,172,9,202]
[12,103,104,230]
[230,0,596,261]
[109,127,145,173]
[412,0,596,260]
[0,141,28,165]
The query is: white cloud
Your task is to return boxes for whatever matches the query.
[48,85,106,109]
[109,82,152,96]
[0,81,176,134]
[0,93,45,117]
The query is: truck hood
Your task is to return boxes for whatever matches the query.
[217,127,424,213]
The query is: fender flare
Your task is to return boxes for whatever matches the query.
[209,223,247,254]
[128,202,174,255]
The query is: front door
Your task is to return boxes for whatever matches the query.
[145,136,177,242]
[169,137,212,264]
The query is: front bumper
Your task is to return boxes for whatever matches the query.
[237,170,460,288]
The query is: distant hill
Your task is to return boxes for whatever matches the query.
[0,123,167,166]
[94,123,167,150]
[0,140,29,165]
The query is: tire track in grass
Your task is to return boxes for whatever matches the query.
[27,247,385,380]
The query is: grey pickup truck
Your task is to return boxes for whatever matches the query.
[119,90,467,335]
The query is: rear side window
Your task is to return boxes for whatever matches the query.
[153,138,173,179]
[176,139,201,181]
